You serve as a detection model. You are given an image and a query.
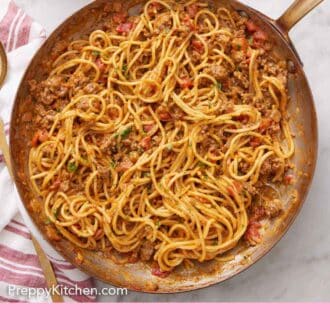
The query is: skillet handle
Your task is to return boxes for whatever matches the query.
[0,41,7,89]
[276,0,324,34]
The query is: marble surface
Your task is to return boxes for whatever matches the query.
[13,0,330,302]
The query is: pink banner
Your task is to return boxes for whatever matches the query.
[1,303,329,329]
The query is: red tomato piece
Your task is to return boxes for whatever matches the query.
[187,4,198,18]
[140,136,152,150]
[192,39,204,54]
[151,267,171,278]
[246,20,259,33]
[116,22,133,34]
[179,77,193,89]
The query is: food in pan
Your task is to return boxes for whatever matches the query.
[28,0,295,275]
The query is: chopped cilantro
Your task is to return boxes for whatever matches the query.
[120,127,132,139]
[92,50,100,56]
[198,161,208,168]
[44,218,51,225]
[110,161,117,169]
[216,82,222,91]
[53,208,59,219]
[67,162,78,173]
[122,64,128,74]
[156,221,160,228]
[248,37,254,46]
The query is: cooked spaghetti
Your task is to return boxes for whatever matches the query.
[28,0,294,275]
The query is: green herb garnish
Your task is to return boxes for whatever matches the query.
[248,37,254,46]
[67,162,78,173]
[44,218,51,225]
[216,82,222,91]
[92,50,100,56]
[155,221,160,228]
[53,209,59,219]
[122,64,127,73]
[110,161,117,169]
[198,161,208,168]
[120,127,132,139]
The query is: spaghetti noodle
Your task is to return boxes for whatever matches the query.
[28,0,294,274]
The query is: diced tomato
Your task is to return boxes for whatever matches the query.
[140,136,152,150]
[49,178,61,191]
[179,77,193,89]
[182,14,196,31]
[284,174,294,185]
[246,20,259,33]
[232,37,248,52]
[113,12,127,24]
[151,267,171,278]
[253,29,268,42]
[31,129,48,147]
[116,22,133,34]
[187,4,198,18]
[192,39,204,54]
[250,137,261,147]
[236,114,249,124]
[158,110,172,122]
[143,124,154,133]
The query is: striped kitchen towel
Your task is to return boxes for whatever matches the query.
[0,0,96,303]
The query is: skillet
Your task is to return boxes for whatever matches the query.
[7,0,322,292]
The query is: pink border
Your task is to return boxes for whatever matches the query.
[1,303,329,329]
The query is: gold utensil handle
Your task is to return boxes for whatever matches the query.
[277,0,324,33]
[0,41,7,88]
[0,119,63,303]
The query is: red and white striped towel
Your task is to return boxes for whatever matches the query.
[0,0,96,303]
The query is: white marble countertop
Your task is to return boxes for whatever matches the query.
[13,0,330,302]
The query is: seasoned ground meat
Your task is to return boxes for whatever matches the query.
[265,199,283,218]
[139,240,156,261]
[205,64,228,81]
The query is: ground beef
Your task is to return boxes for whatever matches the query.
[205,64,228,81]
[139,240,155,261]
[265,199,283,218]
[261,158,282,177]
